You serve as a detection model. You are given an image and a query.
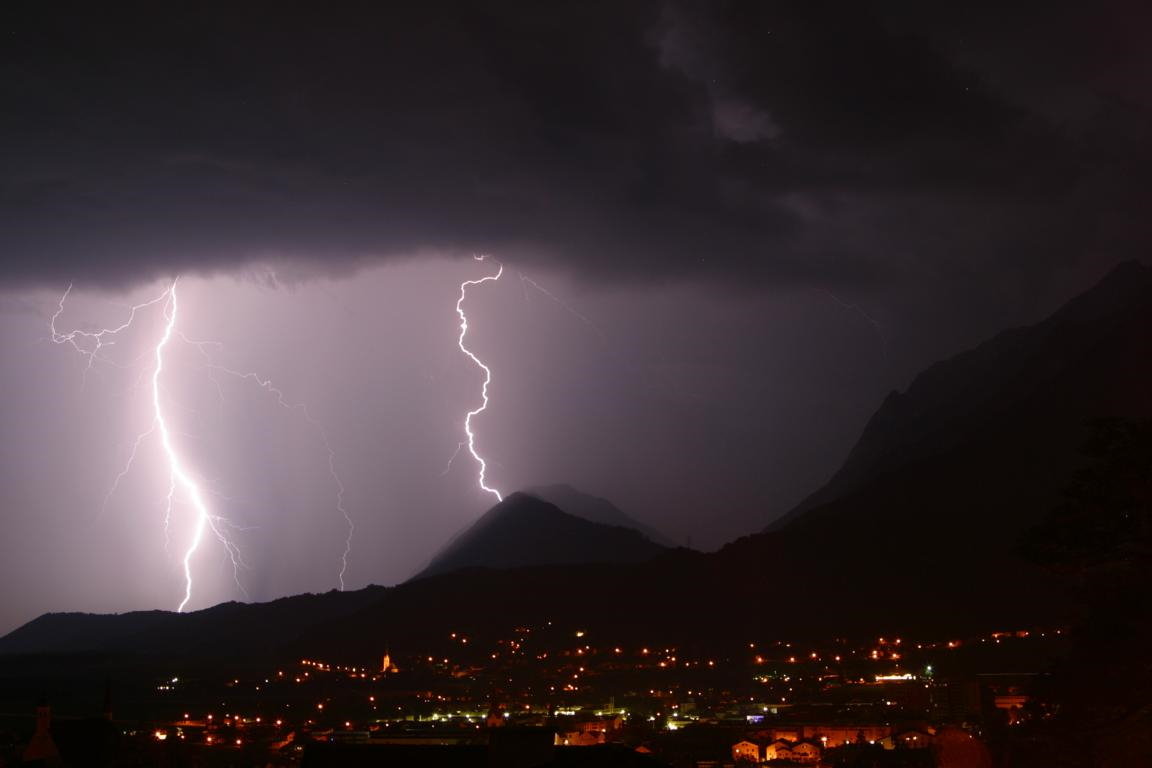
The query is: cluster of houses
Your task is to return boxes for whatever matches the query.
[732,726,938,765]
[733,738,822,764]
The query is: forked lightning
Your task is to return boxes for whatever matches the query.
[50,278,352,610]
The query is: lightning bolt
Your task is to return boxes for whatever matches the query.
[51,279,242,610]
[51,282,172,526]
[50,278,350,609]
[50,283,170,381]
[150,280,219,612]
[453,256,504,502]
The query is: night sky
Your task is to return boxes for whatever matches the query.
[1,2,1149,633]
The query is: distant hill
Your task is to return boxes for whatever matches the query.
[2,261,1149,664]
[0,586,387,657]
[524,484,673,546]
[413,492,667,580]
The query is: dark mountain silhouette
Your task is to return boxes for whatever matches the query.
[524,484,673,546]
[0,586,387,657]
[2,261,1149,664]
[768,259,1152,534]
[706,260,1151,640]
[414,492,667,580]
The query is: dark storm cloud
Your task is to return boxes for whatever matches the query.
[1,1,1148,288]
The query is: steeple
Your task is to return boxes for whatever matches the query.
[381,645,397,673]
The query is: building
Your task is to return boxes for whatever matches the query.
[731,737,822,765]
[785,740,820,764]
[749,724,891,748]
[732,739,762,762]
[22,700,62,766]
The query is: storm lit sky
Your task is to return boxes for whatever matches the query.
[1,1,1150,633]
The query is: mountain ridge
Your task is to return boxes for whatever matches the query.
[768,259,1152,532]
[523,484,673,546]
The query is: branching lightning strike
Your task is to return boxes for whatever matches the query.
[50,278,352,610]
[152,281,225,612]
[50,284,170,381]
[454,256,504,502]
[52,279,243,610]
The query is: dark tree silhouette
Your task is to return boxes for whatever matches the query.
[1018,418,1152,768]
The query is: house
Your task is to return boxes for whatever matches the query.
[732,739,763,762]
[787,740,821,764]
[733,737,822,765]
[763,739,794,761]
[557,730,607,746]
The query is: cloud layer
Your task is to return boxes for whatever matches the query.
[3,1,1148,289]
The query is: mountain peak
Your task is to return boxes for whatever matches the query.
[414,492,666,580]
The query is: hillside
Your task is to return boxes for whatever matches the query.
[0,586,388,657]
[524,484,673,546]
[414,492,668,580]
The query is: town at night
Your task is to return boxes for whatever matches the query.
[1,619,1071,765]
[2,1,1150,766]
